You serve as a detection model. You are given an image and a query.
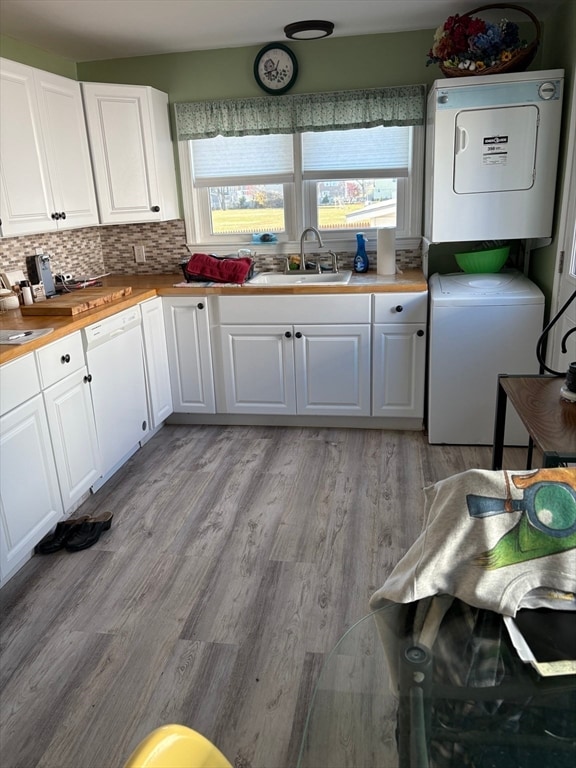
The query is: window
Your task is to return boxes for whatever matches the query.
[189,134,293,237]
[181,124,423,247]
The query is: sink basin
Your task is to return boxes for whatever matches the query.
[249,270,352,286]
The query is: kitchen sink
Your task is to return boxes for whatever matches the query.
[249,270,352,286]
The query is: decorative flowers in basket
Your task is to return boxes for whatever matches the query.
[427,12,529,74]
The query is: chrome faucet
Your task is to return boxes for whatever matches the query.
[299,227,323,272]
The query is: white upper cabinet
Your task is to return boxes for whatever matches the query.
[82,82,179,225]
[0,58,99,236]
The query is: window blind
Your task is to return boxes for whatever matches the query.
[191,133,294,186]
[301,126,410,179]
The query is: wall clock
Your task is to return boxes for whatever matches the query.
[254,43,298,95]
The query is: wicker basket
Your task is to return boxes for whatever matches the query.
[438,3,541,78]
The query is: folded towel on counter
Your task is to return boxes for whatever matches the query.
[183,253,254,284]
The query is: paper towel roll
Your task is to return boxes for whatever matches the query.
[377,227,396,276]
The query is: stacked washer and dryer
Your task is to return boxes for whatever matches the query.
[424,69,564,445]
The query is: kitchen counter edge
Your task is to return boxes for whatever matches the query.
[0,270,427,365]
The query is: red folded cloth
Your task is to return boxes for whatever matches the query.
[184,253,253,284]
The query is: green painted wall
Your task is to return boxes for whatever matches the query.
[529,0,576,308]
[78,31,446,102]
[0,35,77,78]
[77,30,441,100]
[76,26,542,103]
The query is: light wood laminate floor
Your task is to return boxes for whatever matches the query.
[0,426,528,768]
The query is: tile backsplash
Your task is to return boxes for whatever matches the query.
[99,220,189,274]
[0,226,105,279]
[0,219,421,283]
[0,220,189,281]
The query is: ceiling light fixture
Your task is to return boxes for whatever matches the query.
[284,20,334,41]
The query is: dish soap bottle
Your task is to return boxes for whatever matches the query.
[353,233,369,273]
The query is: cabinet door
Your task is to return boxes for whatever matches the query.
[294,324,371,416]
[163,298,215,413]
[43,367,101,511]
[0,58,55,235]
[86,324,149,479]
[218,325,296,414]
[0,395,62,583]
[82,83,177,224]
[34,69,99,229]
[372,324,426,417]
[141,297,173,427]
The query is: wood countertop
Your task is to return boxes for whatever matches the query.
[0,269,427,365]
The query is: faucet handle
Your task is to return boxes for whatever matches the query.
[275,255,290,274]
[327,251,338,273]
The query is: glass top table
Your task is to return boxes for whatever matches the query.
[297,600,576,768]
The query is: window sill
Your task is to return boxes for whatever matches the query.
[188,236,422,256]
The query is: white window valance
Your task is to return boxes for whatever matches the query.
[174,85,426,140]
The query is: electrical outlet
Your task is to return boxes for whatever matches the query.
[133,245,146,263]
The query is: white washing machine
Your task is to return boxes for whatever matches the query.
[428,270,544,445]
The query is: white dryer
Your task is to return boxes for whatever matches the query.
[425,70,564,242]
[427,271,544,445]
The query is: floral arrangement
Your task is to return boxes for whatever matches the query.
[427,12,528,72]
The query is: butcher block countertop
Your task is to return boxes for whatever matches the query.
[0,269,426,365]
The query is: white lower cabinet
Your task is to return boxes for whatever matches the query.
[371,292,427,418]
[0,353,62,584]
[42,367,101,510]
[295,325,371,415]
[215,294,372,416]
[372,324,426,417]
[218,324,296,414]
[163,297,216,413]
[36,331,101,508]
[141,297,173,427]
[219,323,371,415]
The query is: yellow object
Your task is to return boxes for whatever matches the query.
[123,724,233,768]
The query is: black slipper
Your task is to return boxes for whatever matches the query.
[65,513,113,552]
[35,516,90,554]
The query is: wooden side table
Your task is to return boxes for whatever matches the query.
[492,374,576,469]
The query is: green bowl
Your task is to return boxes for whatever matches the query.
[454,246,510,274]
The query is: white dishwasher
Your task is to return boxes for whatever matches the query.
[83,306,149,488]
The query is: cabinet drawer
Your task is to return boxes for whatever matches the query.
[0,353,40,416]
[373,292,428,324]
[36,331,84,388]
[216,294,371,325]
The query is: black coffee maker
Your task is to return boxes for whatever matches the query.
[26,253,57,298]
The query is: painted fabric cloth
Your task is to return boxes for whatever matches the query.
[370,468,576,617]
